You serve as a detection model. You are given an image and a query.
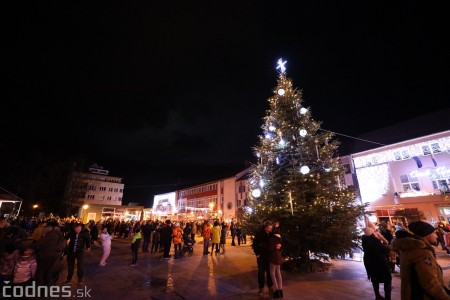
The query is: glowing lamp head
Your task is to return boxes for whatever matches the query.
[252,189,261,198]
[300,165,310,175]
[277,88,285,96]
[299,129,307,137]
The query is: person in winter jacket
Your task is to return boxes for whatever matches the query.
[268,231,283,298]
[160,220,173,259]
[392,221,450,300]
[210,221,221,255]
[99,225,112,266]
[219,222,227,254]
[362,227,392,300]
[252,221,275,296]
[13,247,37,285]
[202,221,211,255]
[172,223,184,259]
[151,224,160,254]
[130,227,141,266]
[34,221,66,285]
[63,223,91,285]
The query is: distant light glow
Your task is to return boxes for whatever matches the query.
[300,165,310,174]
[277,88,285,96]
[279,139,286,147]
[300,107,308,115]
[269,125,276,132]
[276,58,287,74]
[252,189,261,198]
[259,179,265,188]
[245,207,253,214]
[265,133,272,139]
[299,129,307,137]
[276,157,280,164]
[324,167,332,172]
[256,152,261,158]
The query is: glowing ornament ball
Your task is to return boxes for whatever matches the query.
[300,165,310,174]
[277,88,285,96]
[299,129,307,137]
[252,189,261,198]
[299,107,308,115]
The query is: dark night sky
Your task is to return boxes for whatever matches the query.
[2,2,450,206]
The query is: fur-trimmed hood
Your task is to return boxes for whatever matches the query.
[392,230,435,254]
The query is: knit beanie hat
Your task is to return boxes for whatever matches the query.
[408,221,435,237]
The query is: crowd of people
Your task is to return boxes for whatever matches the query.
[361,218,450,300]
[0,216,258,295]
[5,213,450,299]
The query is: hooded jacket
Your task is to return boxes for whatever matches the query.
[392,231,450,300]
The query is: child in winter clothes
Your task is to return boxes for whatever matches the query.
[268,232,283,298]
[13,247,37,285]
[99,225,112,266]
[1,245,19,291]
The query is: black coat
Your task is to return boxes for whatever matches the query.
[65,228,91,253]
[362,234,392,283]
[252,228,271,259]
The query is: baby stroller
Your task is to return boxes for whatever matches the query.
[181,234,195,255]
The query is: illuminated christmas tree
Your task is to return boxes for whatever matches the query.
[244,59,366,269]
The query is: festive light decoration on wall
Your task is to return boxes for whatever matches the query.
[352,136,450,168]
[355,164,390,202]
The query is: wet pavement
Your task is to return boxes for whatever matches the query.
[55,235,450,300]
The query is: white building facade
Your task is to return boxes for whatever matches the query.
[349,130,450,224]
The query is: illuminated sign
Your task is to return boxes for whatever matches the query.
[410,166,450,179]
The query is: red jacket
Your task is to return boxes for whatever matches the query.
[203,224,211,240]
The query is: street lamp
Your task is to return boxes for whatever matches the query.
[32,204,38,218]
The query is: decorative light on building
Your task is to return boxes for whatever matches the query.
[355,164,390,202]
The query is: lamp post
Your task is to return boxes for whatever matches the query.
[33,204,38,218]
[81,204,89,223]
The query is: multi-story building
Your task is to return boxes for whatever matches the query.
[68,164,124,207]
[348,130,450,224]
[235,167,252,211]
[152,176,239,222]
